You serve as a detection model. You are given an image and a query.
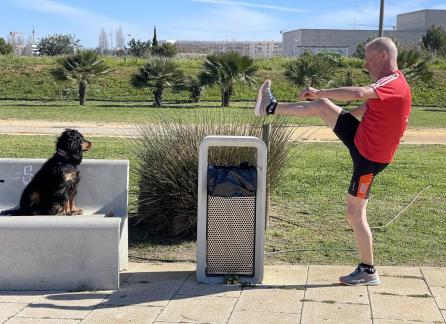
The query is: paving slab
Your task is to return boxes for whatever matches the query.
[82,304,163,323]
[124,269,191,284]
[0,291,47,304]
[368,276,431,297]
[304,284,368,305]
[305,265,371,305]
[5,318,81,324]
[370,294,444,322]
[431,286,446,310]
[422,267,446,287]
[228,310,300,324]
[0,303,27,323]
[377,266,423,279]
[307,265,355,284]
[120,272,132,285]
[373,320,426,324]
[301,300,371,324]
[234,287,303,314]
[103,281,183,307]
[175,276,241,298]
[1,263,446,323]
[262,265,308,287]
[156,295,237,323]
[126,262,195,273]
[16,291,110,320]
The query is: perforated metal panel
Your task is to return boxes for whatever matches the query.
[206,196,255,275]
[197,136,267,284]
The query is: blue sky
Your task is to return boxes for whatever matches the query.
[1,0,446,48]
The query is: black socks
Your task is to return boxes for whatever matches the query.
[360,263,376,274]
[267,100,278,115]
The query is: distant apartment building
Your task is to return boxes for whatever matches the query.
[174,40,282,58]
[282,9,446,56]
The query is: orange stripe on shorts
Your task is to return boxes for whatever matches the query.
[357,173,373,199]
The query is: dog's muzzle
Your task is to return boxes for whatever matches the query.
[82,141,92,151]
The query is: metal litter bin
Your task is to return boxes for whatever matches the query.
[196,136,267,284]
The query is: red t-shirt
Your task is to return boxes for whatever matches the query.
[354,70,412,163]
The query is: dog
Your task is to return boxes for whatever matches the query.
[2,129,91,216]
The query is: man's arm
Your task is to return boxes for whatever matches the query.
[300,86,379,102]
[350,102,367,119]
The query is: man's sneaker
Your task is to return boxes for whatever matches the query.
[254,80,278,116]
[339,264,381,286]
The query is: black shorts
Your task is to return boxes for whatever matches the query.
[333,111,388,199]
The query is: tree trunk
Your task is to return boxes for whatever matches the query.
[154,89,163,107]
[79,81,87,105]
[221,88,230,107]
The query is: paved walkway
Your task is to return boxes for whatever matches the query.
[1,119,446,144]
[1,262,445,323]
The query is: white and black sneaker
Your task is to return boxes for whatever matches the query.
[254,80,278,116]
[339,264,381,286]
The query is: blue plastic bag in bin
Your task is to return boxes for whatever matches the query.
[207,162,257,197]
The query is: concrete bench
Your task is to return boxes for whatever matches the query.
[0,159,129,291]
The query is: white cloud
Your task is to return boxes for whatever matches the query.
[9,0,151,47]
[190,0,306,13]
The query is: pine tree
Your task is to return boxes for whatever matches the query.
[152,25,159,48]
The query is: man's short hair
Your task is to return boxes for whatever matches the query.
[365,37,398,58]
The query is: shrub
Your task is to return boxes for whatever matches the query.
[131,111,294,238]
[37,34,80,56]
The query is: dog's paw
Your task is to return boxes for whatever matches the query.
[70,208,83,215]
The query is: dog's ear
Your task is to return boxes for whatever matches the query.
[68,131,83,154]
[57,129,84,164]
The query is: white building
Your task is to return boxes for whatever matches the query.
[174,40,282,58]
[282,9,445,56]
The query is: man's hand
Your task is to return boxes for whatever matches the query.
[299,86,319,101]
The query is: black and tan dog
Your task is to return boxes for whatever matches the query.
[2,129,91,215]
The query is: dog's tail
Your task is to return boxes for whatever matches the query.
[0,209,23,216]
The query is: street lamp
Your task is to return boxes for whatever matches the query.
[379,0,384,37]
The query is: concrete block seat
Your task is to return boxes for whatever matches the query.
[0,159,129,290]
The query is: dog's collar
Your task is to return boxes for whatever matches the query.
[56,149,68,157]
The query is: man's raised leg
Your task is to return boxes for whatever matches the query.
[254,80,343,129]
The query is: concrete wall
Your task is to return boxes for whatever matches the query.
[397,9,446,31]
[283,29,425,57]
[397,10,427,31]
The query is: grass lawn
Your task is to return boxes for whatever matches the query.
[1,100,446,128]
[0,134,444,266]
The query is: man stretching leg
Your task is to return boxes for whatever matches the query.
[255,37,411,286]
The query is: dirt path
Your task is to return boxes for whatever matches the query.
[1,119,446,144]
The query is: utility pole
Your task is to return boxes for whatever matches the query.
[32,27,35,43]
[379,0,384,37]
[109,31,113,55]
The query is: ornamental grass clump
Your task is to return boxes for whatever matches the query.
[131,111,295,238]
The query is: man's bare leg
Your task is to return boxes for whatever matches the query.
[275,99,343,130]
[254,80,343,130]
[346,194,374,265]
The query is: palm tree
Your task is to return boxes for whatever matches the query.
[52,49,111,105]
[199,52,257,107]
[284,51,338,87]
[131,57,184,107]
[397,47,433,83]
